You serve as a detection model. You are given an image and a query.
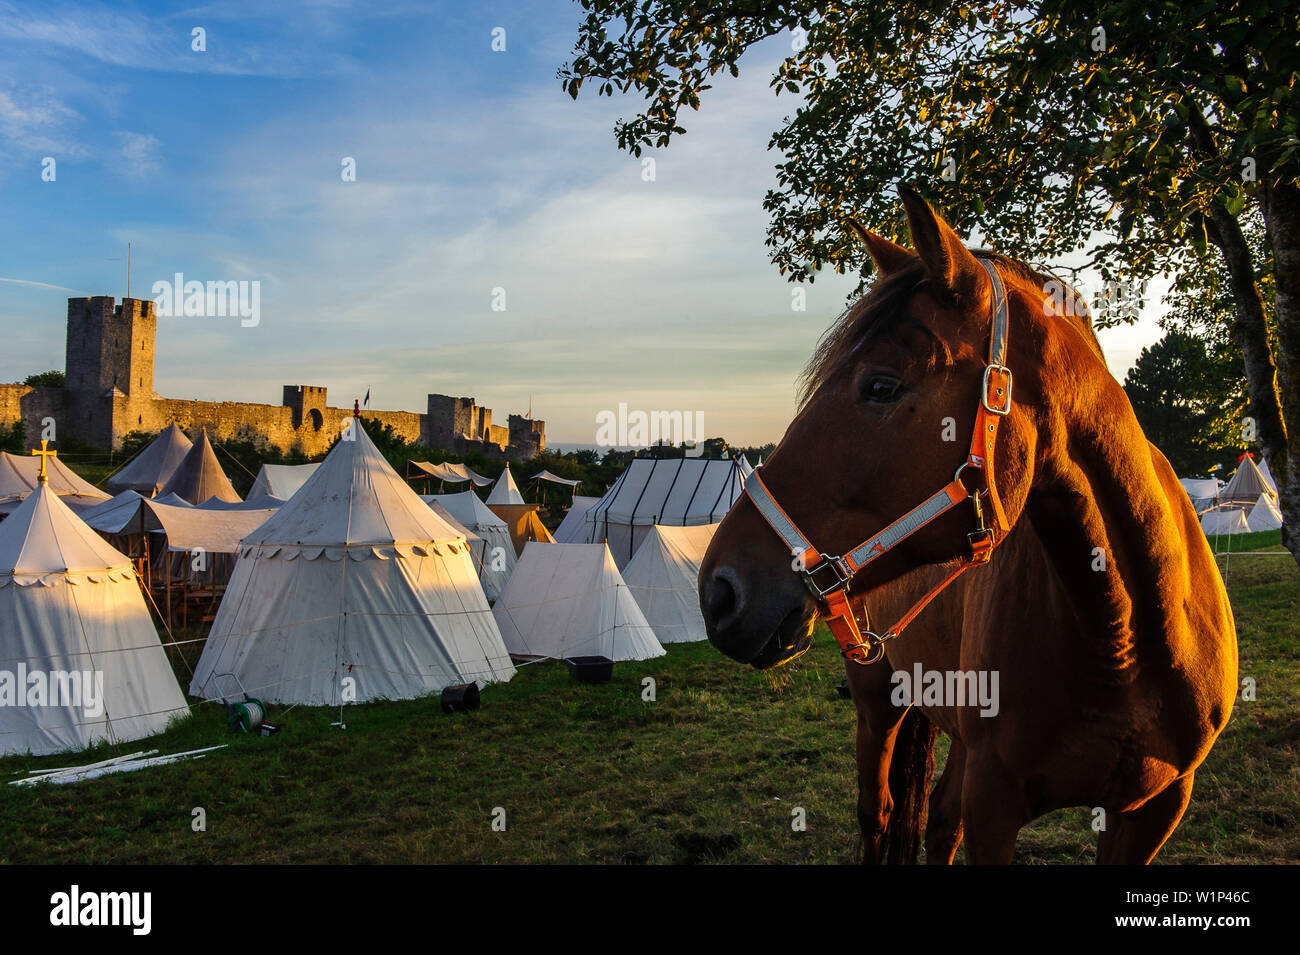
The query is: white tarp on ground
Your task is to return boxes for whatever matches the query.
[1201,507,1251,536]
[492,542,665,662]
[1178,477,1222,512]
[249,463,319,501]
[485,465,526,505]
[554,496,601,543]
[106,424,193,496]
[0,483,188,756]
[584,457,745,567]
[620,523,717,643]
[191,421,515,705]
[1247,493,1284,532]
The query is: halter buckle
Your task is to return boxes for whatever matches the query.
[800,553,852,599]
[982,364,1013,415]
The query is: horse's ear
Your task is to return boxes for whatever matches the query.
[898,183,983,302]
[845,219,915,278]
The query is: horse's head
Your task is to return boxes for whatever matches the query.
[701,186,1053,668]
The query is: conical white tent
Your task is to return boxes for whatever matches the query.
[554,496,601,543]
[158,428,240,504]
[0,482,188,756]
[621,523,717,643]
[248,463,319,501]
[493,543,665,662]
[191,420,516,705]
[585,457,745,567]
[736,455,754,480]
[1201,507,1250,536]
[1258,458,1278,496]
[486,466,526,506]
[1247,493,1283,532]
[106,424,193,496]
[1220,456,1273,505]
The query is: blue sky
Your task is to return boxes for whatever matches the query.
[0,0,1163,447]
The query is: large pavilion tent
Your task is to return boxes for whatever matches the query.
[1219,455,1274,506]
[105,424,193,496]
[0,451,110,515]
[191,420,515,706]
[1201,506,1251,536]
[554,496,601,543]
[249,463,319,501]
[157,428,240,505]
[620,523,717,643]
[486,465,526,506]
[584,457,745,567]
[0,481,189,756]
[1247,493,1283,532]
[492,542,665,662]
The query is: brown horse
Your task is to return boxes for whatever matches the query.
[700,186,1238,863]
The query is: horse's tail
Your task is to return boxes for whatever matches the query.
[884,706,937,865]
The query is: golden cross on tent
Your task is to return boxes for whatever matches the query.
[31,440,56,484]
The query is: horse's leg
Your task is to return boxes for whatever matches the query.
[1097,773,1194,864]
[960,749,1028,864]
[925,738,965,865]
[849,662,909,864]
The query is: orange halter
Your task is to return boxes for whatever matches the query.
[744,259,1013,664]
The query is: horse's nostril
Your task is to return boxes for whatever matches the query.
[705,566,745,632]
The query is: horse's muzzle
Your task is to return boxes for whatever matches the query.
[702,566,815,668]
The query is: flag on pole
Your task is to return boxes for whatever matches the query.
[363,388,370,408]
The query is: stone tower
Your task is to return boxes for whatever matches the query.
[63,296,156,447]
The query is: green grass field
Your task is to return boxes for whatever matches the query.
[1,537,1296,864]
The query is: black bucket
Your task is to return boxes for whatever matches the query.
[565,655,614,684]
[836,678,852,700]
[441,683,481,713]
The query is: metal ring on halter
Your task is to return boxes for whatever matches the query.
[845,635,887,665]
[801,552,851,599]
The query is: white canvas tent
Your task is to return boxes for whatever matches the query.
[1258,458,1278,496]
[408,461,492,487]
[0,481,188,756]
[427,500,509,602]
[529,470,582,488]
[735,454,754,480]
[190,420,516,705]
[492,542,665,662]
[1220,456,1274,505]
[584,457,745,567]
[106,424,193,496]
[157,428,240,505]
[0,451,110,514]
[1247,493,1283,532]
[554,496,601,543]
[485,466,526,506]
[1178,477,1222,513]
[1201,507,1251,536]
[423,491,518,589]
[620,523,717,643]
[249,463,319,501]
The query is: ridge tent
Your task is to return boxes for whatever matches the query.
[249,463,319,501]
[105,424,193,496]
[191,420,515,705]
[584,457,745,567]
[1219,455,1274,506]
[1247,493,1283,532]
[620,523,717,643]
[0,482,189,756]
[486,466,526,506]
[554,496,601,543]
[492,542,665,662]
[1201,506,1250,536]
[157,428,240,505]
[1178,477,1221,513]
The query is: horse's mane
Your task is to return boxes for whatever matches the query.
[799,251,1101,406]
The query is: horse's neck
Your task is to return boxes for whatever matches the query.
[1018,376,1189,674]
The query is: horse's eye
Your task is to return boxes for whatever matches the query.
[860,375,906,404]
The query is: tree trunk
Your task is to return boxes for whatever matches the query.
[1260,182,1300,563]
